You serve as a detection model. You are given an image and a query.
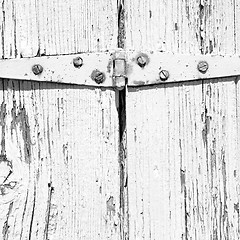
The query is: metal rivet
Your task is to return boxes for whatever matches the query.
[137,55,147,68]
[73,57,83,68]
[159,70,169,81]
[91,69,105,84]
[197,61,209,73]
[32,64,43,75]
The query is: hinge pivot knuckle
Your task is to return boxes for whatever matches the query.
[113,51,126,90]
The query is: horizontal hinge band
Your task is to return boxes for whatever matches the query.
[128,52,240,86]
[0,52,115,87]
[0,51,239,87]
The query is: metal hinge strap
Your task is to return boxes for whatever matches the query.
[0,51,240,87]
[0,52,114,87]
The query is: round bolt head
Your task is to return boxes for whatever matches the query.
[197,61,209,73]
[137,55,147,68]
[73,57,83,68]
[32,64,43,75]
[136,53,149,68]
[159,70,169,81]
[91,69,106,84]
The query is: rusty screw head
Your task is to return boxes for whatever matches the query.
[91,69,105,84]
[197,61,209,73]
[32,64,43,75]
[73,57,83,68]
[159,70,169,81]
[137,55,147,68]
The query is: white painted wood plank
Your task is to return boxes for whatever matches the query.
[0,0,118,58]
[0,80,120,239]
[0,0,121,239]
[125,1,240,239]
[127,78,240,239]
[125,0,237,54]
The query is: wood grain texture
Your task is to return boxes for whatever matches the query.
[125,0,237,54]
[0,80,120,240]
[125,1,240,239]
[127,78,240,239]
[0,0,121,239]
[0,0,118,58]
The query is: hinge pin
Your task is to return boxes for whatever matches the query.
[32,64,43,75]
[113,51,126,90]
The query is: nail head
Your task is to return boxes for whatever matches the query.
[137,55,147,68]
[73,57,83,68]
[197,61,209,73]
[159,70,169,81]
[32,64,43,75]
[91,69,105,84]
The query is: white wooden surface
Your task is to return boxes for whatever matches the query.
[125,0,240,239]
[0,0,121,240]
[1,0,240,239]
[0,0,118,58]
[125,0,237,54]
[127,79,240,239]
[0,81,120,240]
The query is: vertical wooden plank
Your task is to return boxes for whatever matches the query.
[127,78,240,239]
[126,84,186,239]
[0,0,120,239]
[125,0,237,54]
[0,0,118,58]
[0,80,120,239]
[125,0,240,238]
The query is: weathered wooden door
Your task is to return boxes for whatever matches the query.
[124,1,240,240]
[0,1,121,239]
[0,0,240,240]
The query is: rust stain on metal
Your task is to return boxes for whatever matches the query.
[133,80,145,85]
